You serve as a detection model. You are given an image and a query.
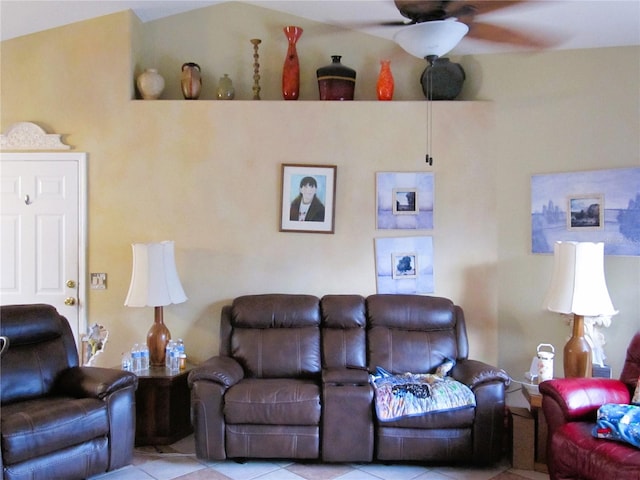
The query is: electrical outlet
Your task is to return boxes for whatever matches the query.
[90,273,107,290]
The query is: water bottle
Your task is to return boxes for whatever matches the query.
[176,338,185,356]
[131,343,141,372]
[140,342,150,370]
[170,344,179,371]
[121,352,132,371]
[165,340,175,369]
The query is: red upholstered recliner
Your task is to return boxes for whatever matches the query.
[539,331,640,480]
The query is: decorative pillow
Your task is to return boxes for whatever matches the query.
[370,360,476,422]
[592,403,640,449]
[632,376,640,405]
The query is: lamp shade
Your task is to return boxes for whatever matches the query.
[124,241,187,307]
[543,241,617,317]
[393,20,469,59]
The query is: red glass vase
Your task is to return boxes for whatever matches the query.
[282,26,303,100]
[376,60,394,101]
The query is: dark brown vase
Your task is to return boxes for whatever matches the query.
[317,55,356,101]
[282,26,303,100]
[181,62,201,100]
[420,56,465,100]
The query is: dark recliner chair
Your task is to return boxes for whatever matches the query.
[0,304,138,480]
[540,331,640,480]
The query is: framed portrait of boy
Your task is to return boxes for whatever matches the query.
[280,164,336,233]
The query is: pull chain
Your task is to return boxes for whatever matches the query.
[425,55,436,166]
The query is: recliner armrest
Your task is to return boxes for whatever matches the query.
[451,359,510,389]
[539,378,630,420]
[188,356,244,388]
[322,367,370,386]
[55,366,137,399]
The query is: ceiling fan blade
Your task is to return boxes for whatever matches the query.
[394,0,528,22]
[444,0,529,17]
[466,21,556,49]
[394,1,449,22]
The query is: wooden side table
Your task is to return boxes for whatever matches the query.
[522,386,548,473]
[134,363,194,446]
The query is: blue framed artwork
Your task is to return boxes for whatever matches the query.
[375,236,434,294]
[531,167,640,256]
[376,172,434,230]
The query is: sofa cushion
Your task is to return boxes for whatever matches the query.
[224,378,321,425]
[366,295,465,373]
[551,421,640,479]
[321,295,367,370]
[232,326,320,378]
[231,294,320,329]
[1,396,109,465]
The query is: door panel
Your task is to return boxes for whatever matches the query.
[1,153,86,345]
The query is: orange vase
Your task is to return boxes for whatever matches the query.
[377,60,394,101]
[282,26,303,100]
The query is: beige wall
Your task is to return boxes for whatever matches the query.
[1,3,638,381]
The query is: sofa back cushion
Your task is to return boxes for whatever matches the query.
[229,294,321,379]
[321,295,367,369]
[366,295,468,374]
[1,304,78,405]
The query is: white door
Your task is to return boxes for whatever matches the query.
[0,153,87,345]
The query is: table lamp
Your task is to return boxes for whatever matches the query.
[124,241,187,366]
[543,241,617,378]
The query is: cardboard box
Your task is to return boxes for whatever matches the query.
[510,406,535,470]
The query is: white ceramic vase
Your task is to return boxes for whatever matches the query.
[137,68,165,100]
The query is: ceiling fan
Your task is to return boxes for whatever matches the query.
[391,0,553,53]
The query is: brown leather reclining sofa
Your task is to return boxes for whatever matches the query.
[189,294,510,464]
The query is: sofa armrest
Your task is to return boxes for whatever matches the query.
[539,378,630,421]
[322,367,370,386]
[55,366,137,399]
[188,356,244,389]
[451,359,511,390]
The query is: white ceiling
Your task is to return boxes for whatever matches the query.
[1,0,639,55]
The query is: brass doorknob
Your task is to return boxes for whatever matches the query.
[64,297,76,306]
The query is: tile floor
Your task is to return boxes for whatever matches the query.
[90,435,550,480]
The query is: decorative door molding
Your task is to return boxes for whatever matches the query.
[1,122,71,150]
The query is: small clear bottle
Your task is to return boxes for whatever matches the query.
[176,338,185,356]
[170,346,179,371]
[131,343,141,372]
[165,340,175,369]
[140,342,150,370]
[121,352,132,371]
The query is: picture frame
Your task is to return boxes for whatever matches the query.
[568,194,604,230]
[531,167,640,256]
[392,252,418,279]
[375,236,434,294]
[392,188,419,215]
[280,164,336,234]
[377,172,434,230]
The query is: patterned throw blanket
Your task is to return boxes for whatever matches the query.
[593,403,640,449]
[370,365,476,422]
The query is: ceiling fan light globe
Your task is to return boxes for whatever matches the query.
[394,20,469,58]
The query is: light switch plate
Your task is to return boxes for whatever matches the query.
[90,273,107,290]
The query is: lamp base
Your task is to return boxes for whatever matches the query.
[563,314,592,378]
[147,306,171,366]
